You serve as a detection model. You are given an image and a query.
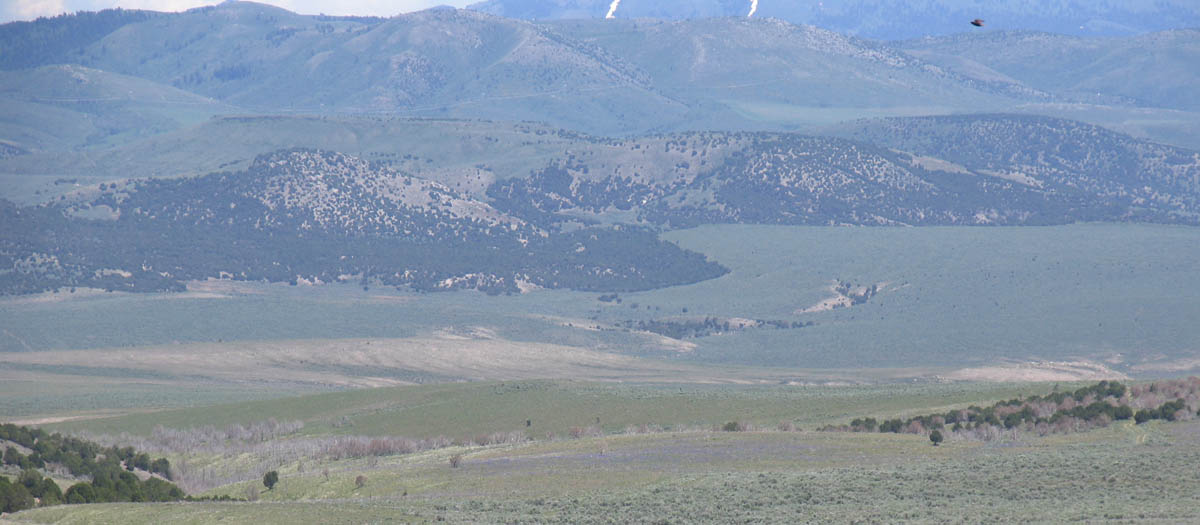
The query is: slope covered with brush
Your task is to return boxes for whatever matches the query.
[0,150,726,295]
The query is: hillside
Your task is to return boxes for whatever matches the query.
[0,3,1043,137]
[825,114,1200,219]
[0,8,161,70]
[0,149,726,295]
[48,4,682,135]
[490,116,1200,227]
[469,0,1200,39]
[901,29,1200,112]
[5,114,1200,295]
[6,380,1200,523]
[0,64,233,153]
[540,17,1044,115]
[3,4,1199,150]
[0,115,605,189]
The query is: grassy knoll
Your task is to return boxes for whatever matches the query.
[46,380,1063,440]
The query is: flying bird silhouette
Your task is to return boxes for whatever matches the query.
[970,19,985,27]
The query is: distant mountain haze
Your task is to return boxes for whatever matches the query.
[0,0,473,24]
[6,2,1199,145]
[1,2,1197,160]
[468,0,1200,39]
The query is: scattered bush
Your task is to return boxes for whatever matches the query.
[823,378,1200,441]
[449,454,463,468]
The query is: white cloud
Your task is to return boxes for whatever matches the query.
[0,0,473,23]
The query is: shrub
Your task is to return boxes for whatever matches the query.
[354,475,366,489]
[0,477,35,514]
[64,482,95,504]
[1135,410,1152,424]
[245,485,259,501]
[449,454,463,468]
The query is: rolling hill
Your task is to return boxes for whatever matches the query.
[0,149,727,295]
[50,3,684,135]
[0,64,233,153]
[900,29,1200,112]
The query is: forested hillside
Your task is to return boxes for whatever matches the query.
[0,150,726,295]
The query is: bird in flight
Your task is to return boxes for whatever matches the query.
[970,19,985,27]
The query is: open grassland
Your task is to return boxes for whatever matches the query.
[43,380,1064,440]
[3,223,1198,421]
[4,224,1197,375]
[7,417,1199,524]
[0,337,935,423]
[0,376,303,422]
[29,379,1099,499]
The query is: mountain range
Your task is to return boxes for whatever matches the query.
[3,3,1199,145]
[467,0,1200,39]
[2,2,1200,295]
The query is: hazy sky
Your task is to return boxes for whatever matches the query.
[0,0,473,23]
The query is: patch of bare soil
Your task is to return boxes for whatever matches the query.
[0,333,806,389]
[796,280,888,314]
[940,360,1128,382]
[1129,356,1200,374]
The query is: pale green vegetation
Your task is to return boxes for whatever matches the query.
[45,380,1059,439]
[8,374,1200,523]
[4,223,1198,427]
[7,406,1200,523]
[0,377,301,420]
[4,223,1198,367]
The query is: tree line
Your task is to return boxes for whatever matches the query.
[822,378,1200,440]
[0,423,184,514]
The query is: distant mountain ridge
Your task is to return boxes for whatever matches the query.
[468,0,1200,39]
[1,2,1197,150]
[900,29,1200,112]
